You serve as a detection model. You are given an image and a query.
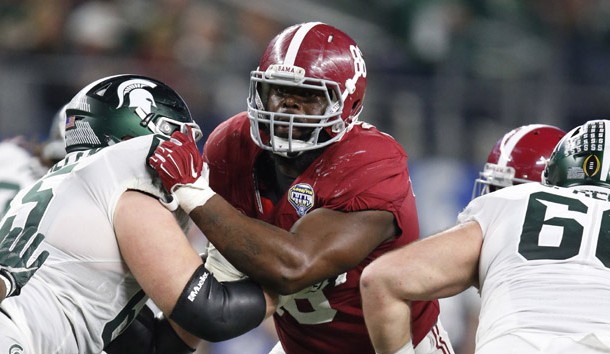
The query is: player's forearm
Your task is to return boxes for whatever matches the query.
[189,195,307,294]
[360,269,413,354]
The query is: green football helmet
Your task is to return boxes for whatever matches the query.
[543,119,610,188]
[64,74,202,153]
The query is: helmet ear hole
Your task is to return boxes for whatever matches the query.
[351,99,362,116]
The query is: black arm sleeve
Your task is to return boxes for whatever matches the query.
[104,305,156,354]
[170,264,266,342]
[154,316,196,354]
[104,305,195,354]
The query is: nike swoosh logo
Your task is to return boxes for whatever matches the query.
[190,155,198,178]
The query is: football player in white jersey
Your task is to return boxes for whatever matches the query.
[0,140,45,217]
[360,119,610,354]
[0,109,68,302]
[439,124,566,354]
[0,74,276,354]
[0,108,66,219]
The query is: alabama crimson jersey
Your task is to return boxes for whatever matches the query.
[459,182,610,353]
[204,112,439,353]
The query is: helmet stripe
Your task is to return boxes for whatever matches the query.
[498,124,547,167]
[284,22,322,65]
[601,121,610,182]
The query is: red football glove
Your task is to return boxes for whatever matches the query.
[149,126,215,213]
[149,126,203,193]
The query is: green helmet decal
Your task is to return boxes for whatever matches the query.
[543,119,610,188]
[64,74,202,153]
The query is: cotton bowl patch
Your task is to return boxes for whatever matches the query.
[288,183,314,217]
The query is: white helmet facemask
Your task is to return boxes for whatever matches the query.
[247,64,351,157]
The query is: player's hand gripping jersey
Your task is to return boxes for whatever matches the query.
[0,135,180,353]
[459,182,610,352]
[203,113,439,354]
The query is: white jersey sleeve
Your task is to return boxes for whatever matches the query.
[457,183,610,351]
[204,243,246,282]
[0,135,175,354]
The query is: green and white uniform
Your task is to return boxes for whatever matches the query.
[459,182,610,353]
[0,135,180,354]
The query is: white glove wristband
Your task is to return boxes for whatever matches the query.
[204,243,246,282]
[174,176,216,214]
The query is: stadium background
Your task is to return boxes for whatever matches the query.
[2,1,610,353]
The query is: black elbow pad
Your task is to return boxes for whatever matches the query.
[170,264,266,342]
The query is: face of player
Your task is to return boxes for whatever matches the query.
[266,85,329,141]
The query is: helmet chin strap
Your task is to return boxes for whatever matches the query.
[269,135,315,158]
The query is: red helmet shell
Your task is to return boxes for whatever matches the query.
[486,124,566,183]
[258,22,367,124]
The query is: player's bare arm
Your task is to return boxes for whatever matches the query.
[194,196,396,294]
[114,190,276,346]
[150,130,397,294]
[360,220,482,354]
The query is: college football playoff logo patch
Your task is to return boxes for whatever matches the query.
[288,183,314,217]
[583,154,601,177]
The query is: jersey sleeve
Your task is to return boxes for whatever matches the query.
[203,113,254,197]
[457,184,532,240]
[320,133,411,215]
[457,193,501,241]
[73,135,165,226]
[329,156,410,213]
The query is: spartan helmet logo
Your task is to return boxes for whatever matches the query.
[116,78,158,120]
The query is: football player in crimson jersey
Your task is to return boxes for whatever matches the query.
[149,22,452,354]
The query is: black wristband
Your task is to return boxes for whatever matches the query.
[170,264,266,342]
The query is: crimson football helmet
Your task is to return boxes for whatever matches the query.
[247,22,367,155]
[472,124,566,198]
